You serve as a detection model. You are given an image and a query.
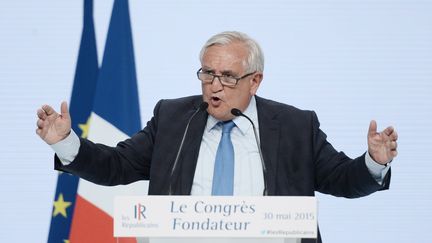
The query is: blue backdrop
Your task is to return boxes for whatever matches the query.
[0,0,431,242]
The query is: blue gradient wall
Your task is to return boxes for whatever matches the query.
[0,1,431,242]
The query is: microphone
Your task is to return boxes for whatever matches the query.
[231,108,268,196]
[169,102,208,194]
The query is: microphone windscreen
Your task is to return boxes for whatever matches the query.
[231,108,242,116]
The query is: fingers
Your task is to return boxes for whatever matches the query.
[390,141,397,150]
[41,104,57,116]
[370,120,398,141]
[390,130,398,141]
[36,106,49,138]
[36,118,45,129]
[382,126,398,143]
[388,134,398,159]
[368,120,399,163]
[37,108,47,120]
[38,102,68,120]
[383,126,395,136]
[60,101,70,120]
[368,120,377,136]
[35,120,46,138]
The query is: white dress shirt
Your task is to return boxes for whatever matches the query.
[191,96,265,195]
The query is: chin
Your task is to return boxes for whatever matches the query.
[208,107,232,121]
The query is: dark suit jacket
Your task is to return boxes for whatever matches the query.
[55,95,390,243]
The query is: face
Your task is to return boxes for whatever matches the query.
[201,42,263,121]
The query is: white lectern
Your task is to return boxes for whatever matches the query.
[114,196,317,243]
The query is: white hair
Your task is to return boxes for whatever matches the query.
[199,31,264,73]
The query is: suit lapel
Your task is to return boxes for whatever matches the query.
[175,100,208,195]
[172,96,281,195]
[256,96,280,195]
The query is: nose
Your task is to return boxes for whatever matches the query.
[210,76,223,92]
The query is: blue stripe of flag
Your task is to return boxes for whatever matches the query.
[47,0,99,242]
[92,0,141,136]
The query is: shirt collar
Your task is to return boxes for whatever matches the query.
[206,96,258,135]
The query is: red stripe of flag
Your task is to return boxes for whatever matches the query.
[70,195,136,243]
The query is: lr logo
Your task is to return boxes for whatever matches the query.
[134,203,146,220]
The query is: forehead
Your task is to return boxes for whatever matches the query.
[201,42,248,72]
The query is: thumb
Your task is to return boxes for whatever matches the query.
[368,120,377,137]
[60,101,70,120]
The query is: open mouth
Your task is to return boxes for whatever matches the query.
[209,96,223,106]
[211,97,221,102]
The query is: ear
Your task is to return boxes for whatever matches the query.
[249,72,263,96]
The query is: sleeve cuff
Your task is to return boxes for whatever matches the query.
[365,151,391,185]
[50,130,80,165]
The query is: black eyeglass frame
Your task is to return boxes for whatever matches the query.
[196,68,256,87]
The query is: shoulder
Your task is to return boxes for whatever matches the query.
[255,96,316,120]
[255,96,321,137]
[154,95,202,113]
[157,95,202,107]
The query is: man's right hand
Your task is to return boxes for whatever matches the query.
[36,101,72,145]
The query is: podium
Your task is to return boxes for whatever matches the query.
[114,196,317,243]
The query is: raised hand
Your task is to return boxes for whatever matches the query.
[36,101,72,145]
[367,120,398,165]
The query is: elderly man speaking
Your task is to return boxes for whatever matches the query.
[36,31,398,243]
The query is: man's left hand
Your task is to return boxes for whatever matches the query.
[367,120,398,165]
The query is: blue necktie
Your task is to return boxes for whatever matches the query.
[212,121,236,195]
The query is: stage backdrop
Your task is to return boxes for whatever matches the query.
[0,0,431,242]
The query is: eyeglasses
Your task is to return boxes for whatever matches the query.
[196,68,256,87]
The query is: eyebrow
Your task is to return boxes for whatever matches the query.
[201,66,214,73]
[221,70,235,76]
[202,66,237,76]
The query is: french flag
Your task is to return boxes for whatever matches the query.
[48,0,147,242]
